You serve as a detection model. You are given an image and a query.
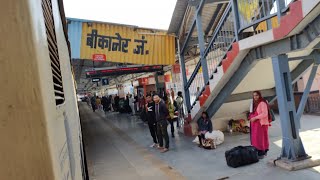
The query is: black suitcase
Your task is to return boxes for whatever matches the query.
[225,146,259,168]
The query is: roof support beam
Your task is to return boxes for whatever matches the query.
[180,0,206,55]
[178,38,191,111]
[180,18,196,55]
[205,4,223,35]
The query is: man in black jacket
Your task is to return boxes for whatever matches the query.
[153,94,169,153]
[114,95,120,111]
[146,94,158,148]
[101,96,108,114]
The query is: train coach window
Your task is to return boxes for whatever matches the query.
[41,0,65,105]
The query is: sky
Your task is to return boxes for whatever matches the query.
[63,0,177,30]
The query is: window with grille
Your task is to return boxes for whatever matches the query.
[41,0,65,105]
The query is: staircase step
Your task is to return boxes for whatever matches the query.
[222,42,239,73]
[199,85,210,107]
[226,50,236,61]
[191,101,200,119]
[209,79,217,92]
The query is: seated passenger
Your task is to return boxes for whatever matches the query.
[197,112,213,147]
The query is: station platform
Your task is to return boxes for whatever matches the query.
[79,103,320,180]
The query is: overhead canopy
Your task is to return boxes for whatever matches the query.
[85,65,163,78]
[67,18,176,65]
[73,59,152,93]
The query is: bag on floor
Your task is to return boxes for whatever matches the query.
[205,130,224,145]
[225,146,259,168]
[192,130,225,146]
[202,138,216,149]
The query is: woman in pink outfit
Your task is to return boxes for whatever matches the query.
[248,91,271,158]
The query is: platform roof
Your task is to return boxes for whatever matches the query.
[168,0,229,60]
[73,59,151,94]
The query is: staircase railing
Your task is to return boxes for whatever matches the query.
[235,0,294,34]
[187,3,235,108]
[184,0,295,112]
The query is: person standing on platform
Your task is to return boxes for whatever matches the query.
[129,94,136,115]
[146,94,158,147]
[154,94,169,153]
[101,96,108,114]
[170,88,175,101]
[107,95,111,111]
[134,94,139,112]
[110,95,115,112]
[166,98,177,138]
[248,91,271,159]
[138,93,144,112]
[96,96,102,111]
[114,95,120,112]
[90,95,97,112]
[125,95,131,114]
[176,91,184,128]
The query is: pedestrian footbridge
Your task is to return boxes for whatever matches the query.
[170,0,320,161]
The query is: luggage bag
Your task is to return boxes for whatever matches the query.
[225,146,259,168]
[202,138,216,150]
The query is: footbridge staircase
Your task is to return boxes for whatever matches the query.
[177,0,320,161]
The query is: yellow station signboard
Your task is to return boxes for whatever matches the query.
[80,22,176,65]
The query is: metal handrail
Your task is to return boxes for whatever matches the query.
[238,13,277,33]
[185,62,202,90]
[236,0,295,34]
[187,3,233,107]
[186,3,232,90]
[204,3,233,57]
[187,4,233,107]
